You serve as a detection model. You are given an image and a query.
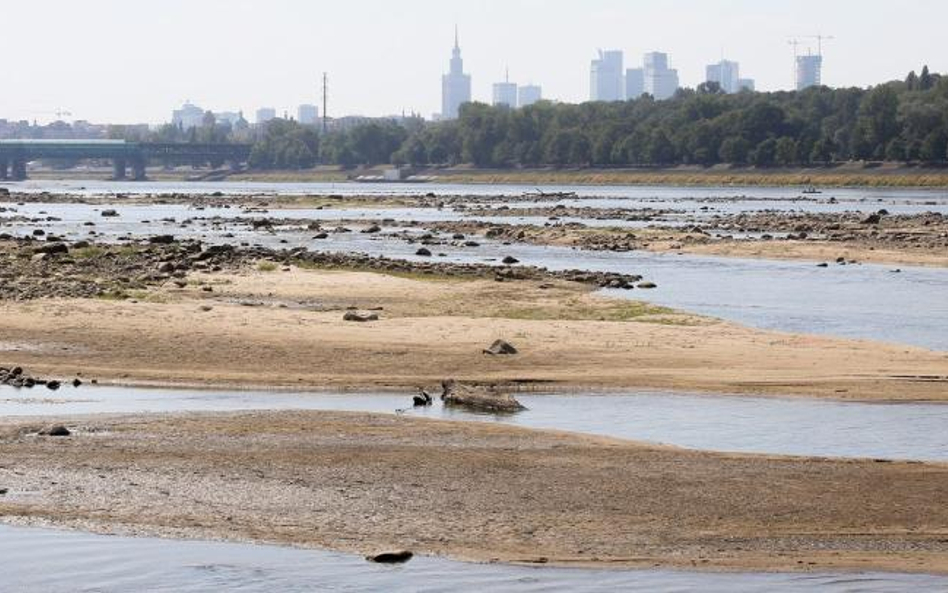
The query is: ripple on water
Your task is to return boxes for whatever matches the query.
[1,524,945,592]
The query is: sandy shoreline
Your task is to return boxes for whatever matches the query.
[1,266,946,402]
[1,410,946,574]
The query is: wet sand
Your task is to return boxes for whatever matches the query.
[2,267,947,401]
[1,410,946,574]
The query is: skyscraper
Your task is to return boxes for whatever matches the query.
[441,27,472,119]
[590,50,624,102]
[796,54,823,90]
[493,84,518,108]
[297,104,318,125]
[625,68,645,99]
[644,52,679,100]
[705,59,741,93]
[518,85,542,107]
[255,108,276,125]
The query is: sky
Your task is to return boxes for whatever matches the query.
[2,0,946,125]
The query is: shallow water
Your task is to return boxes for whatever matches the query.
[4,184,948,351]
[3,386,946,461]
[5,178,948,203]
[2,524,944,593]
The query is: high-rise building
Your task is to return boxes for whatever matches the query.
[625,68,645,99]
[796,54,822,90]
[493,82,518,108]
[738,78,755,92]
[298,104,319,125]
[644,52,679,100]
[590,50,625,102]
[255,108,276,125]
[441,28,472,119]
[518,84,542,107]
[706,59,741,93]
[172,102,205,130]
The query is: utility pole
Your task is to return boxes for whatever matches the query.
[321,72,328,134]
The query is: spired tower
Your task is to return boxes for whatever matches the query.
[441,27,472,119]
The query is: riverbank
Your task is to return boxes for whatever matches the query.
[1,247,946,401]
[15,163,948,188]
[226,163,948,188]
[1,410,946,574]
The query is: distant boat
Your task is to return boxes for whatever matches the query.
[802,186,822,195]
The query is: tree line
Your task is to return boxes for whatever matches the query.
[121,67,948,169]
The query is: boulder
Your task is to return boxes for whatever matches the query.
[415,247,432,257]
[343,311,379,323]
[33,242,69,256]
[101,209,119,217]
[365,550,413,564]
[501,256,520,265]
[413,389,433,407]
[40,425,71,437]
[149,235,175,244]
[440,380,526,413]
[483,339,518,356]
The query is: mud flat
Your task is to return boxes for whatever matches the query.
[0,410,946,574]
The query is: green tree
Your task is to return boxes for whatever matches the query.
[775,137,799,166]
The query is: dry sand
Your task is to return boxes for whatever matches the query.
[1,268,946,401]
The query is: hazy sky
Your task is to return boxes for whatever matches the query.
[3,0,945,124]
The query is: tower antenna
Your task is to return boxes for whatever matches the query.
[321,72,328,134]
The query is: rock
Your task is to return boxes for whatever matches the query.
[636,281,658,289]
[33,242,69,255]
[413,389,433,407]
[313,232,329,239]
[101,209,119,217]
[817,262,829,268]
[40,425,71,437]
[415,247,432,257]
[501,256,520,265]
[441,380,526,413]
[361,224,382,234]
[0,488,7,495]
[46,380,61,391]
[149,235,175,244]
[366,550,414,564]
[72,378,83,387]
[862,213,882,225]
[343,311,379,323]
[483,339,518,356]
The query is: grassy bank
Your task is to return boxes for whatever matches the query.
[17,164,948,188]
[233,164,948,188]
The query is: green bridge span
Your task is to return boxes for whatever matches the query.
[0,140,252,180]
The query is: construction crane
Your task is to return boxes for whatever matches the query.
[806,34,835,57]
[29,108,73,121]
[789,34,835,58]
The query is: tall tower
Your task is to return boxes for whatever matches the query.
[441,26,472,119]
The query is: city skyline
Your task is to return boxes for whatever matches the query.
[1,0,946,125]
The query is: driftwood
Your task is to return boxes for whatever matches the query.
[440,380,526,413]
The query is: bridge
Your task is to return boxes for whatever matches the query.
[0,140,253,181]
